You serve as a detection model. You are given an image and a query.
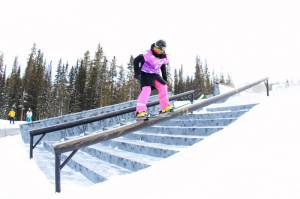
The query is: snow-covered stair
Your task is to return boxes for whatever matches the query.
[141,126,224,136]
[100,137,184,158]
[82,143,163,171]
[61,150,132,183]
[178,110,248,119]
[206,103,257,112]
[159,118,236,127]
[33,146,93,185]
[35,102,257,186]
[43,141,132,183]
[123,131,204,146]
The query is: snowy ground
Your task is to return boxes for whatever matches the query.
[0,120,26,129]
[1,84,300,199]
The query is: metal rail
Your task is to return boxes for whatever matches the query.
[29,90,195,158]
[53,77,268,192]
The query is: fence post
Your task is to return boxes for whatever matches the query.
[55,152,61,193]
[265,79,269,96]
[30,135,33,159]
[190,93,194,104]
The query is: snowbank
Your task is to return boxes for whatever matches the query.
[0,85,300,199]
[0,120,26,137]
[0,119,26,129]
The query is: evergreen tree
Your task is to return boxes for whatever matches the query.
[126,55,139,101]
[99,57,109,106]
[116,64,127,103]
[34,49,47,119]
[211,70,219,84]
[166,64,173,92]
[23,44,38,119]
[193,56,205,98]
[219,73,225,84]
[225,74,234,87]
[85,61,99,109]
[93,44,105,107]
[52,59,69,116]
[0,53,8,118]
[108,57,117,104]
[18,46,48,120]
[74,59,87,111]
[203,59,212,95]
[86,45,104,109]
[39,62,53,119]
[178,65,184,93]
[71,51,89,112]
[81,51,91,110]
[173,68,179,94]
[6,57,22,120]
[68,62,78,113]
[51,60,62,115]
[173,58,215,99]
[186,75,194,91]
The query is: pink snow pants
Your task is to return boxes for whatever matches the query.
[136,80,170,113]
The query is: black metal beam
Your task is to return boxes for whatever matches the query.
[29,133,46,159]
[60,149,78,170]
[55,153,61,193]
[265,79,270,96]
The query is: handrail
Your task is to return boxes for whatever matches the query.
[53,77,269,192]
[29,90,195,158]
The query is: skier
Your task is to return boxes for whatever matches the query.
[134,39,173,119]
[26,108,33,123]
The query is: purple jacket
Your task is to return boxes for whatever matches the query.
[141,50,169,74]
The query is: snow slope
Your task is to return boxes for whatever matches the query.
[0,120,26,129]
[1,85,300,199]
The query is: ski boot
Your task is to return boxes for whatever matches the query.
[159,105,174,114]
[136,111,150,120]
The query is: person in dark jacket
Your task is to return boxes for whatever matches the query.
[134,39,173,118]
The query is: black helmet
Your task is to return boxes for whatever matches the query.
[155,40,166,48]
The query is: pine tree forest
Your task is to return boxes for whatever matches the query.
[0,44,233,121]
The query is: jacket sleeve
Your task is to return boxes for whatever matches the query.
[133,54,144,77]
[161,64,167,82]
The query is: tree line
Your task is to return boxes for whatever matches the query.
[0,44,233,121]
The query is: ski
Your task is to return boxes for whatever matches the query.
[136,109,175,121]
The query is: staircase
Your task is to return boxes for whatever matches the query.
[32,102,257,186]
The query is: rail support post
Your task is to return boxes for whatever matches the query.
[30,135,33,159]
[55,152,61,193]
[265,79,269,96]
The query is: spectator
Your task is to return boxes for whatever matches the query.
[8,109,16,124]
[26,108,33,123]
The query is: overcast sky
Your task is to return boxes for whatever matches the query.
[1,0,299,85]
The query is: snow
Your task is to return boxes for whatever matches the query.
[1,85,300,199]
[0,136,53,198]
[0,120,26,129]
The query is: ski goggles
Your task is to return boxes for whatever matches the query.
[154,45,166,54]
